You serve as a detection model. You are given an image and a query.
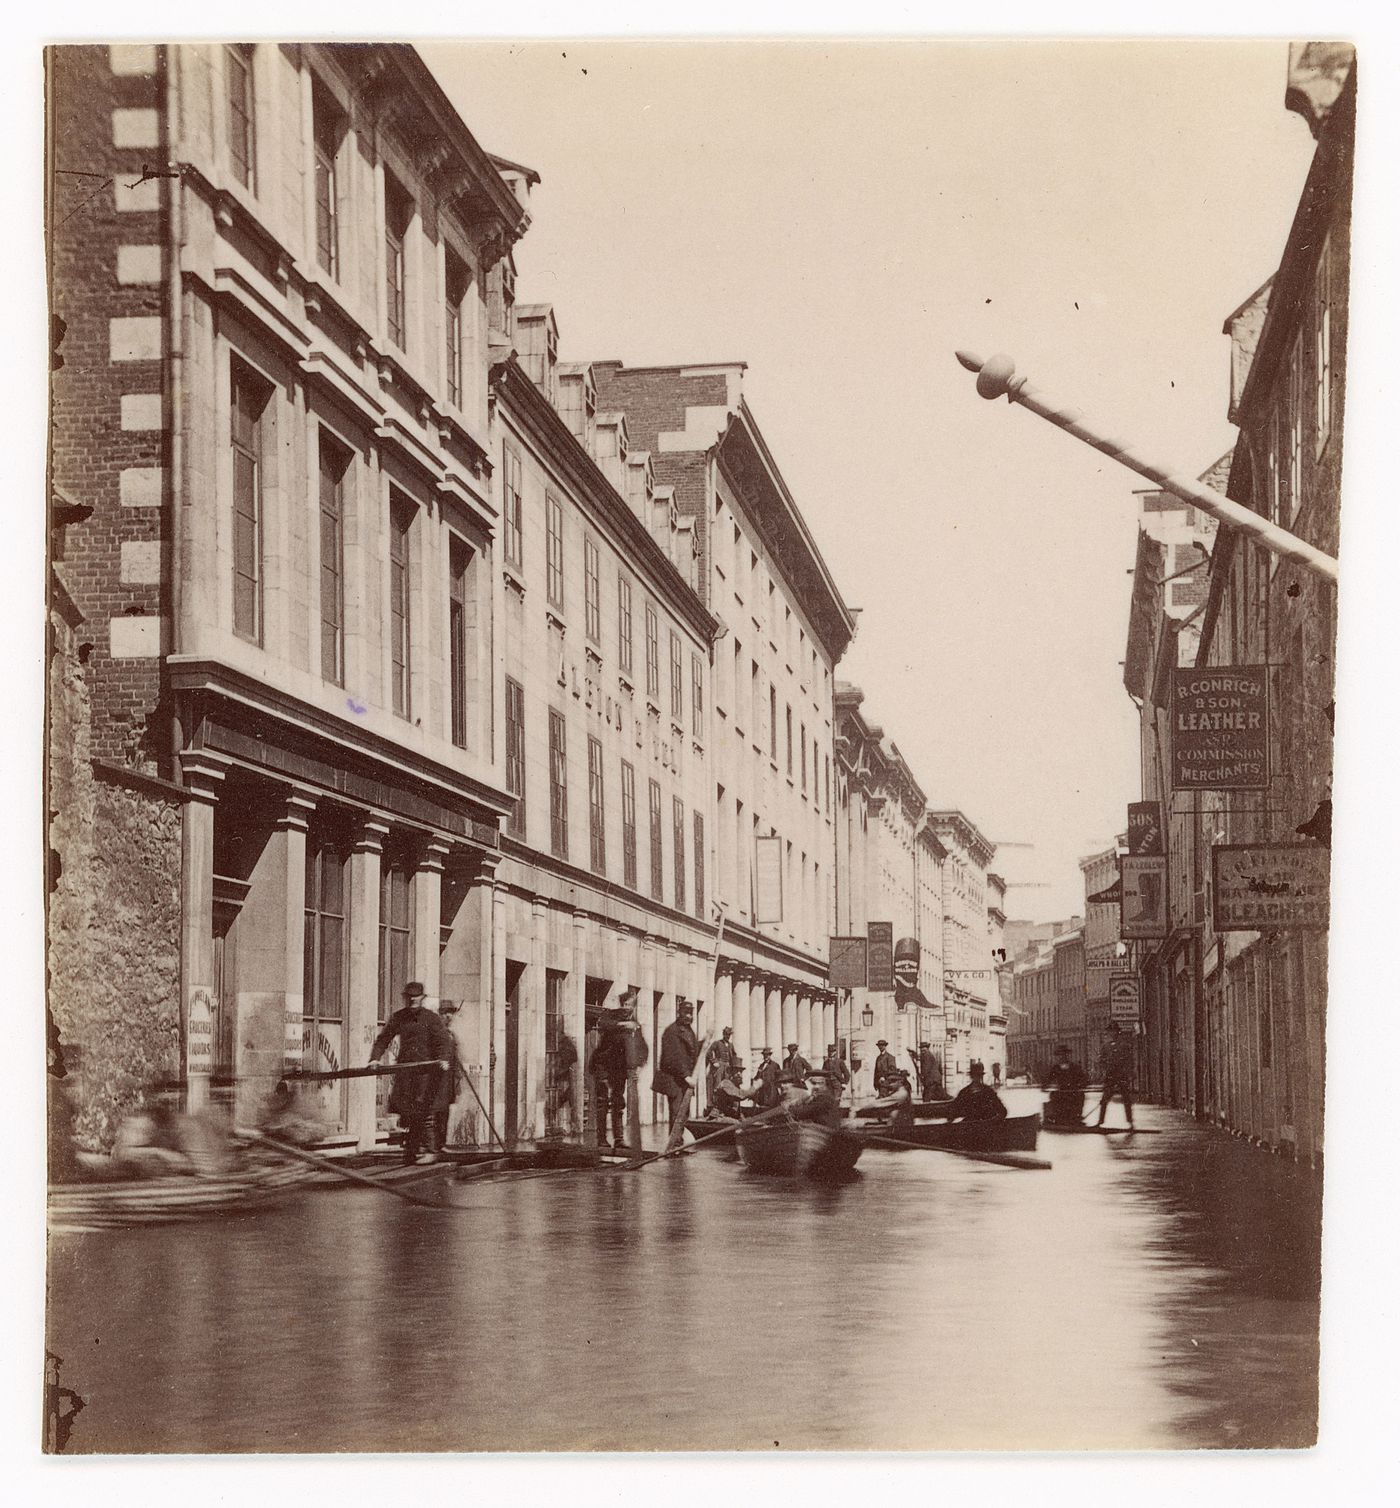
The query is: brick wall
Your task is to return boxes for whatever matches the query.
[49,44,173,774]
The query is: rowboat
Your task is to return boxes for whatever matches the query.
[865,1112,1041,1154]
[734,1119,863,1179]
[48,1159,315,1233]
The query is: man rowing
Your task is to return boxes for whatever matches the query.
[1042,1043,1089,1128]
[941,1061,1008,1122]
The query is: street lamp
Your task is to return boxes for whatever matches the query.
[861,1004,874,1028]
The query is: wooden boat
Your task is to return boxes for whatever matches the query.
[48,1159,315,1233]
[867,1112,1041,1154]
[734,1118,863,1179]
[1041,1121,1157,1135]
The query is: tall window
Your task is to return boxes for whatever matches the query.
[230,359,269,644]
[769,685,778,760]
[800,721,808,792]
[449,536,471,748]
[673,796,687,912]
[824,755,831,814]
[318,429,349,685]
[670,630,684,720]
[694,810,705,921]
[504,677,526,838]
[584,537,602,644]
[786,705,793,776]
[645,603,660,700]
[751,662,760,738]
[617,576,633,676]
[549,709,568,859]
[445,249,469,411]
[503,445,523,570]
[226,45,255,191]
[303,839,347,1052]
[1267,418,1283,524]
[621,761,638,889]
[732,639,743,730]
[384,173,412,350]
[389,492,414,718]
[588,736,606,875]
[312,81,343,278]
[546,493,564,607]
[692,653,704,737]
[648,779,663,901]
[377,862,412,1025]
[1315,238,1333,455]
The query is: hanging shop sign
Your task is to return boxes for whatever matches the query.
[828,936,869,989]
[1170,666,1269,790]
[1108,975,1141,1024]
[1120,856,1168,939]
[866,922,895,993]
[1211,844,1331,931]
[754,835,784,924]
[1127,800,1165,856]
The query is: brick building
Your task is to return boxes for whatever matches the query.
[832,685,947,1097]
[48,43,529,1145]
[593,364,857,1085]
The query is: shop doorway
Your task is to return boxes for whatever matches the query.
[504,960,525,1145]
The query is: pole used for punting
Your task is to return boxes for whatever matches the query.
[954,350,1340,587]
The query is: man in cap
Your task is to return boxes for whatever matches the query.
[942,1061,1008,1123]
[782,1041,813,1084]
[910,1040,944,1103]
[751,1047,782,1110]
[654,1000,701,1131]
[706,1027,742,1116]
[369,982,454,1163]
[821,1043,851,1101]
[872,1039,898,1094]
[1042,1043,1089,1128]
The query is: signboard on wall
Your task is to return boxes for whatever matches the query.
[1127,801,1165,857]
[186,986,215,1078]
[1108,975,1141,1023]
[1212,844,1331,931]
[754,835,784,924]
[866,922,894,992]
[1120,856,1168,939]
[828,936,868,989]
[1170,666,1270,790]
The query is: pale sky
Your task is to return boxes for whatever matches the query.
[422,37,1317,919]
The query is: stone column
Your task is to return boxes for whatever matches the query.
[712,969,735,1113]
[573,908,590,1143]
[412,839,450,997]
[781,988,797,1054]
[491,876,507,1141]
[796,994,814,1063]
[530,895,550,1140]
[729,969,750,1083]
[750,973,768,1058]
[178,752,229,1111]
[347,816,390,1149]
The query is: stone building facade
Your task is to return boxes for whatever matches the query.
[832,685,947,1098]
[1079,843,1123,1070]
[49,42,530,1145]
[927,811,997,1089]
[593,364,857,1089]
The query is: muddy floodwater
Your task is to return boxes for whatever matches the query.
[46,1090,1320,1452]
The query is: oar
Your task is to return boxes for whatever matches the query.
[283,1059,448,1082]
[455,1059,509,1154]
[236,1131,447,1206]
[620,1119,742,1171]
[866,1133,1052,1171]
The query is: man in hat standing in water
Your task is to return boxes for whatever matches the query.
[369,982,454,1163]
[872,1039,898,1095]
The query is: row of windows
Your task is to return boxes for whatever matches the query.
[502,682,706,917]
[508,441,707,737]
[231,356,477,743]
[727,635,833,815]
[225,47,476,412]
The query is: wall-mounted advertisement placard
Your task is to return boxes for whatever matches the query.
[1127,800,1165,857]
[1211,844,1331,931]
[1120,856,1168,939]
[828,936,868,989]
[1170,666,1269,790]
[1108,975,1141,1023]
[866,922,894,993]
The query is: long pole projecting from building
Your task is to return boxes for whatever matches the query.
[955,351,1340,586]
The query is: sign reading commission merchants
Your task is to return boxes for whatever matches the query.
[1170,666,1269,790]
[1212,844,1331,931]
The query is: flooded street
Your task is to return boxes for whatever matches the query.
[45,1090,1320,1453]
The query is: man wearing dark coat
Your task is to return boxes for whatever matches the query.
[654,1002,701,1129]
[589,1005,631,1151]
[782,1042,813,1083]
[872,1040,898,1093]
[751,1047,782,1109]
[821,1044,851,1100]
[1043,1043,1089,1127]
[1097,1022,1136,1129]
[911,1041,944,1102]
[943,1061,1008,1122]
[706,1027,742,1114]
[369,982,454,1163]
